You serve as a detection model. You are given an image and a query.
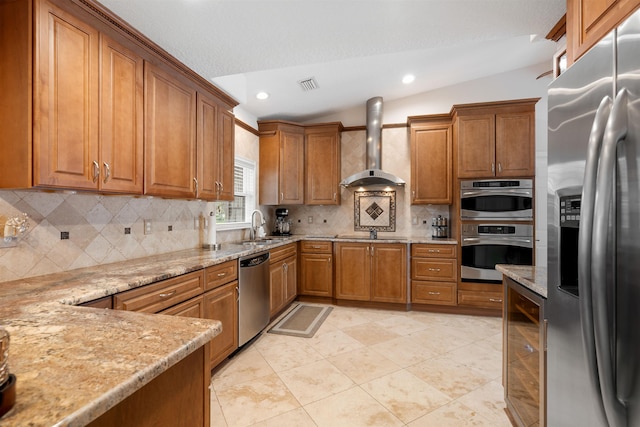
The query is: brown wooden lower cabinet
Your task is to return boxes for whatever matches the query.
[457,282,503,310]
[203,281,238,367]
[299,240,333,297]
[87,343,210,427]
[113,261,239,370]
[411,243,457,306]
[335,242,407,304]
[269,243,298,318]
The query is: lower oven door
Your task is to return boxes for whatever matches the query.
[461,236,533,283]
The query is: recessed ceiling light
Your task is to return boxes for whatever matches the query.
[402,74,415,84]
[256,92,269,100]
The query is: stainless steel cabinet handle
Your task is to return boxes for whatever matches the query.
[281,192,284,201]
[498,162,503,173]
[159,290,176,298]
[92,161,100,182]
[333,192,336,201]
[428,249,440,253]
[428,268,441,272]
[489,298,502,303]
[193,177,198,195]
[217,272,226,277]
[428,291,441,295]
[491,163,495,174]
[412,190,415,200]
[103,162,111,184]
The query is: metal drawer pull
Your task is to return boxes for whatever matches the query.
[217,272,227,277]
[428,249,441,253]
[103,162,111,184]
[92,161,100,182]
[428,291,441,295]
[428,268,441,272]
[312,245,321,249]
[159,290,177,298]
[489,298,503,303]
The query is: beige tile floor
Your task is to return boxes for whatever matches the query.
[210,304,511,427]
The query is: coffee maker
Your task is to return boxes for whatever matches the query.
[273,208,291,236]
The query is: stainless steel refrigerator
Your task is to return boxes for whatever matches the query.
[547,8,640,427]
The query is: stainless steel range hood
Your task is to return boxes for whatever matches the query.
[340,97,405,187]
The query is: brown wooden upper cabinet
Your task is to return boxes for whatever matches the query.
[408,115,453,204]
[4,0,143,193]
[197,94,235,201]
[144,62,198,198]
[258,121,305,205]
[304,124,342,205]
[567,0,640,65]
[0,0,236,198]
[453,99,537,179]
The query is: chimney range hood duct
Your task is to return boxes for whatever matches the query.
[340,97,405,187]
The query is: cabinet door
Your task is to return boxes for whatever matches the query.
[411,124,452,204]
[495,111,535,177]
[456,114,495,178]
[35,0,99,189]
[305,128,340,205]
[371,244,407,303]
[100,34,143,193]
[280,129,304,204]
[300,253,333,296]
[217,109,235,201]
[203,281,238,368]
[197,92,219,200]
[284,255,297,303]
[567,0,639,63]
[269,262,285,317]
[144,62,197,198]
[335,243,370,301]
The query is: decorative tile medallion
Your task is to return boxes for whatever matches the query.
[354,191,396,231]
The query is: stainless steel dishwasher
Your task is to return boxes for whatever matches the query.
[238,251,270,347]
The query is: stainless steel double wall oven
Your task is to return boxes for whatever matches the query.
[460,179,534,284]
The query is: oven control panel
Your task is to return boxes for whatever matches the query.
[560,195,581,228]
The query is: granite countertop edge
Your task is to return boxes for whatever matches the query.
[496,264,548,298]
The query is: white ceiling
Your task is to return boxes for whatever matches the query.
[97,0,565,123]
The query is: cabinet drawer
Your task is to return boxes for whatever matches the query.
[412,244,456,258]
[411,258,457,281]
[159,295,204,318]
[411,281,456,306]
[114,270,204,313]
[270,242,297,263]
[205,260,238,291]
[300,240,332,253]
[457,289,503,309]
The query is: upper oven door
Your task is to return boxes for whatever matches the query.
[460,187,533,220]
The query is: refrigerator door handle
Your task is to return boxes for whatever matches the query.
[592,88,629,427]
[578,95,612,411]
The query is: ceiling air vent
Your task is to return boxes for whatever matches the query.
[298,77,318,91]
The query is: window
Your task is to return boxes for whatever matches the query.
[215,157,256,229]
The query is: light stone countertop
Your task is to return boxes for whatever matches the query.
[496,264,548,298]
[0,233,457,425]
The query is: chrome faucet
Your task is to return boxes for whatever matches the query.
[250,210,265,241]
[369,228,377,240]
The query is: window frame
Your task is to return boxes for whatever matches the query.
[215,156,257,231]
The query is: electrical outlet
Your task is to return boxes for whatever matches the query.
[412,216,418,225]
[308,216,313,224]
[144,219,152,235]
[194,217,200,229]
